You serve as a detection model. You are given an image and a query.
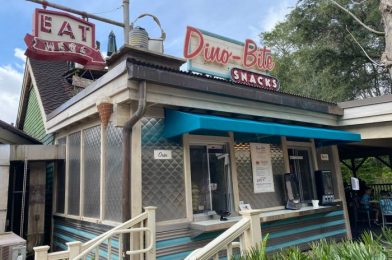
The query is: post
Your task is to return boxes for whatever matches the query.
[67,241,83,258]
[34,245,50,259]
[123,0,130,44]
[144,206,157,260]
[239,210,263,251]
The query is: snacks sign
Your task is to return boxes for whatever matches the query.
[183,26,279,90]
[24,9,105,70]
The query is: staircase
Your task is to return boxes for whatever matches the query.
[185,210,263,260]
[33,207,156,260]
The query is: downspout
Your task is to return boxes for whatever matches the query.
[122,80,147,222]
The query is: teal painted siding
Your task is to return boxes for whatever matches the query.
[53,208,347,260]
[22,87,54,144]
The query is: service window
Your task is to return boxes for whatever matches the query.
[190,144,234,216]
[288,148,316,202]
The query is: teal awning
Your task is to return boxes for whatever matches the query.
[163,110,360,145]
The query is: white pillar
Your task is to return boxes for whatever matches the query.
[144,206,157,260]
[34,245,50,259]
[0,145,10,233]
[240,209,263,251]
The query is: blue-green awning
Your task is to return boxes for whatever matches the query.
[163,110,361,145]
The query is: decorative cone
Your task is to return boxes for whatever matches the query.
[97,102,113,127]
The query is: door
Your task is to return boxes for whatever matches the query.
[288,148,315,202]
[190,144,233,215]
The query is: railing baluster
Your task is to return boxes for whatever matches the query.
[213,253,219,260]
[140,220,144,259]
[108,237,112,260]
[227,243,233,260]
[95,246,99,259]
[119,233,123,259]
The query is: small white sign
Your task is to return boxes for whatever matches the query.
[154,150,172,160]
[250,143,275,193]
[321,154,329,161]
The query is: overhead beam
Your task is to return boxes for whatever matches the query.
[9,145,65,161]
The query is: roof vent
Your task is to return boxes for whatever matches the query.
[129,26,149,49]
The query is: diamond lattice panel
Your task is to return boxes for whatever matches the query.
[141,117,186,221]
[105,123,123,222]
[83,126,101,218]
[68,132,81,215]
[235,143,285,209]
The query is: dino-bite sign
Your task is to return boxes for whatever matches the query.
[24,9,105,70]
[184,26,279,90]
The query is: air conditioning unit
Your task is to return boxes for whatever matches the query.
[0,232,26,260]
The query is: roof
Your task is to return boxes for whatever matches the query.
[28,58,77,115]
[338,94,392,109]
[127,59,343,116]
[0,119,41,144]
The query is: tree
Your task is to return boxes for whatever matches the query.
[262,0,392,102]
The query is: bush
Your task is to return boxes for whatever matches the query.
[234,228,392,260]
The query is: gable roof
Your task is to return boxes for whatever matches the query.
[29,58,75,115]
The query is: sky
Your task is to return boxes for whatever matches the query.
[0,0,296,124]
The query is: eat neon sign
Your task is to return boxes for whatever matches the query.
[184,26,275,72]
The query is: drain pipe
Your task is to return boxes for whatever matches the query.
[121,80,146,258]
[122,80,147,223]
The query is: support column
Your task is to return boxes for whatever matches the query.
[332,146,352,239]
[240,209,263,251]
[0,145,10,233]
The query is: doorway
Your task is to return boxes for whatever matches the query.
[190,144,233,216]
[288,148,316,202]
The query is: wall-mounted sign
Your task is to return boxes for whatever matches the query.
[231,68,279,91]
[320,154,329,161]
[250,143,274,193]
[24,9,105,70]
[154,150,172,160]
[183,26,278,87]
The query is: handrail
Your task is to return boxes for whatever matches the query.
[81,211,148,251]
[74,227,153,259]
[186,219,250,260]
[33,206,157,260]
[185,210,263,260]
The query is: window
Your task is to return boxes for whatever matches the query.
[68,132,81,215]
[55,137,66,213]
[288,148,316,201]
[190,144,233,215]
[83,126,101,218]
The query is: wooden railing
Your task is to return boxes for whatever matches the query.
[369,183,392,199]
[34,206,156,260]
[185,210,263,260]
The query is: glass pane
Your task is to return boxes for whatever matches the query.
[289,148,314,201]
[83,126,101,218]
[56,138,66,213]
[190,146,211,214]
[209,152,232,213]
[68,132,81,215]
[105,123,123,222]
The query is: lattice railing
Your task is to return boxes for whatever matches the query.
[34,206,156,260]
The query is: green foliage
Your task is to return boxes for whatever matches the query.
[341,157,392,184]
[261,0,391,102]
[234,229,392,260]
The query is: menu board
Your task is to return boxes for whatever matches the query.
[250,143,274,193]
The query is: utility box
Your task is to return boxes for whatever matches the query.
[0,232,26,260]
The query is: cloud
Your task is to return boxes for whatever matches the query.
[0,50,25,124]
[14,48,26,63]
[249,0,295,42]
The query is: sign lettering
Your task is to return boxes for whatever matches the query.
[184,26,276,80]
[25,9,105,70]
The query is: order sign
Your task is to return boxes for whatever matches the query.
[250,143,274,193]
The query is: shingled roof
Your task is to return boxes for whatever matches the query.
[29,58,76,115]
